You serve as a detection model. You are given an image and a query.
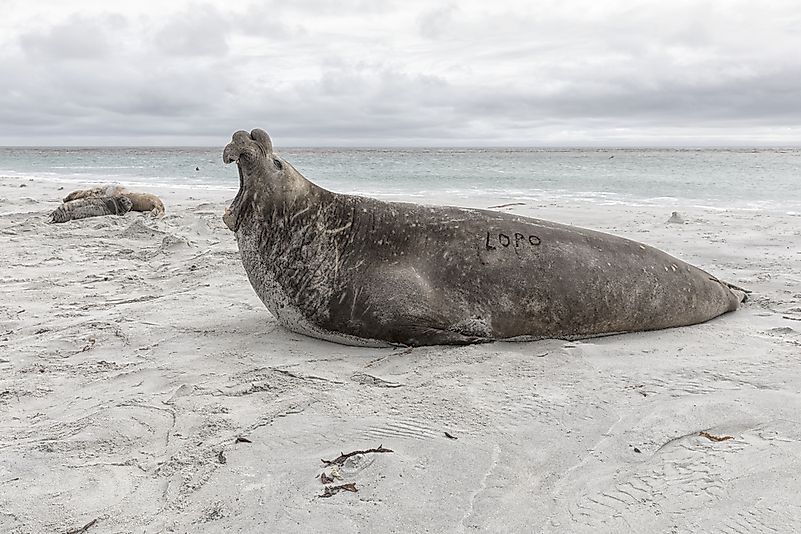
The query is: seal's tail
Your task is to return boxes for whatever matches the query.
[710,276,749,305]
[726,282,750,303]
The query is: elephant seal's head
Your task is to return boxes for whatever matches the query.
[222,128,319,233]
[222,129,275,232]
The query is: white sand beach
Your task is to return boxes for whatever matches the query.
[2,175,801,533]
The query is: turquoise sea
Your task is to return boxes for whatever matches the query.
[0,147,799,210]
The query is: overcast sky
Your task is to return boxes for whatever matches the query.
[1,0,799,146]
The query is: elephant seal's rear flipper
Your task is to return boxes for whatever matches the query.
[725,282,750,303]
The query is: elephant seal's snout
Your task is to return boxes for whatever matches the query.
[222,130,255,164]
[223,130,272,165]
[222,145,240,164]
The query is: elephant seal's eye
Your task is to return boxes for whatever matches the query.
[273,158,283,170]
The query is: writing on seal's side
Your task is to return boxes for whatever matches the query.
[485,231,541,251]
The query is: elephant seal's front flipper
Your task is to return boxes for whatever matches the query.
[223,127,746,347]
[49,196,133,223]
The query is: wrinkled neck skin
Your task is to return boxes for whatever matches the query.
[222,129,362,340]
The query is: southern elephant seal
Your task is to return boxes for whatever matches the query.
[64,185,165,216]
[49,196,133,223]
[222,128,745,347]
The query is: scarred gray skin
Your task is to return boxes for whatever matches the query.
[223,128,745,347]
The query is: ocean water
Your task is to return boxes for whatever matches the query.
[1,147,799,210]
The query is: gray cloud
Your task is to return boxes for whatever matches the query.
[18,14,122,59]
[153,4,230,56]
[1,0,800,146]
[418,5,457,39]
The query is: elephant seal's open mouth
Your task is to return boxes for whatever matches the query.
[223,161,245,232]
[222,129,272,232]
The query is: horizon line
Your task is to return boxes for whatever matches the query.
[1,144,800,150]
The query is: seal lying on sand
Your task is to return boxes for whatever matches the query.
[49,196,133,223]
[223,128,746,347]
[64,185,165,216]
